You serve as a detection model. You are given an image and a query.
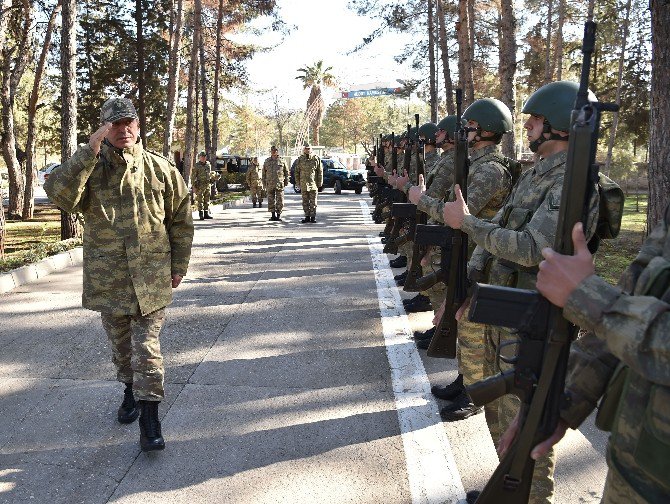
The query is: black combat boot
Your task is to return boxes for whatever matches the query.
[198,211,204,220]
[390,256,408,268]
[258,201,262,208]
[413,326,435,341]
[276,212,282,221]
[404,294,432,313]
[204,211,213,219]
[394,271,407,286]
[253,201,257,208]
[439,391,483,422]
[431,374,465,401]
[138,400,165,452]
[270,212,277,221]
[301,216,310,223]
[117,382,139,424]
[310,215,316,223]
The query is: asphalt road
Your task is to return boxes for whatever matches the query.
[0,187,608,503]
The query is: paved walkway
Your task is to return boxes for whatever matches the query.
[0,189,608,503]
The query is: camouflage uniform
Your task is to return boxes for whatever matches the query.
[245,160,264,205]
[464,150,600,503]
[44,141,194,401]
[262,156,289,215]
[558,204,670,503]
[295,154,323,218]
[191,160,212,212]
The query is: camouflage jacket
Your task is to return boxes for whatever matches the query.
[191,161,211,193]
[559,205,670,501]
[245,162,263,187]
[295,154,323,191]
[262,156,289,190]
[417,144,511,224]
[44,142,194,316]
[465,150,599,288]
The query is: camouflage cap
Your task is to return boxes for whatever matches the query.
[198,150,207,157]
[303,142,311,148]
[100,97,138,124]
[270,145,278,152]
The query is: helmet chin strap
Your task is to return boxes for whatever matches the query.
[529,119,568,153]
[467,126,483,148]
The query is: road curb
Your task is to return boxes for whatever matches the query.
[0,248,83,295]
[1,196,247,295]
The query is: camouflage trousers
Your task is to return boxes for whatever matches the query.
[456,317,485,387]
[250,182,264,204]
[101,308,166,402]
[195,187,210,212]
[301,190,317,216]
[602,465,649,504]
[267,187,284,214]
[484,326,556,504]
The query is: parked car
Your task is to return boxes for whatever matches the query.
[38,163,60,185]
[291,157,366,195]
[214,155,251,191]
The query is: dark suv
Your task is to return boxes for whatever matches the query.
[291,158,366,194]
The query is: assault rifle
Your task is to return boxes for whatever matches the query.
[381,132,402,237]
[425,89,469,357]
[402,114,427,291]
[383,127,412,251]
[465,22,618,503]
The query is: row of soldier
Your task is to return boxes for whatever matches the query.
[366,76,667,504]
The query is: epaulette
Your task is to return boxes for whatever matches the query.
[146,149,176,167]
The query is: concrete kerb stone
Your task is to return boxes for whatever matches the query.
[0,247,83,295]
[221,195,249,210]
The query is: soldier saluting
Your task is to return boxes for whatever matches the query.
[44,97,194,452]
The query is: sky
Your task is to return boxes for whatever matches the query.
[225,0,420,114]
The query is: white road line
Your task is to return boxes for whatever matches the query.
[360,200,466,504]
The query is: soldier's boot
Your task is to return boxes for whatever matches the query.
[198,211,204,220]
[431,374,465,401]
[258,201,262,208]
[253,201,257,208]
[310,215,316,223]
[270,212,277,221]
[439,391,483,422]
[276,212,282,221]
[301,216,310,223]
[138,400,165,452]
[204,210,213,219]
[413,326,435,341]
[390,256,408,268]
[117,382,139,424]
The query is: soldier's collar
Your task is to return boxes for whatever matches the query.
[469,144,499,163]
[534,150,568,176]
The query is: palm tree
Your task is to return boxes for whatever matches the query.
[295,60,336,145]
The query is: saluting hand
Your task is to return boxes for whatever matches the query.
[536,223,595,308]
[442,184,469,229]
[89,123,112,156]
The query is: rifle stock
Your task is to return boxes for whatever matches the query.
[465,23,618,504]
[427,90,469,358]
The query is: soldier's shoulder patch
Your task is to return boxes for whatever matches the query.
[146,149,176,167]
[547,191,561,210]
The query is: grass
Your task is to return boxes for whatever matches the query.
[595,194,648,285]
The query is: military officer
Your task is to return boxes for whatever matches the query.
[192,150,213,220]
[442,81,601,503]
[44,97,194,452]
[262,145,289,221]
[295,143,323,223]
[245,157,264,208]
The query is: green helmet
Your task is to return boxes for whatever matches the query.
[462,98,513,134]
[436,115,459,141]
[522,80,597,132]
[198,150,206,157]
[418,122,438,144]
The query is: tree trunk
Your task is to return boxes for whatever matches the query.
[544,0,553,84]
[437,0,455,115]
[211,0,224,170]
[182,0,202,185]
[553,0,565,80]
[647,0,670,228]
[499,0,517,159]
[0,0,10,255]
[604,0,632,176]
[456,0,473,106]
[199,33,212,157]
[465,0,475,104]
[60,0,80,240]
[163,0,184,157]
[24,1,61,220]
[136,0,147,146]
[427,0,437,122]
[1,0,32,220]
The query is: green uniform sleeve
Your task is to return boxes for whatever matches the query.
[164,166,194,276]
[466,161,510,218]
[295,160,301,187]
[43,144,97,213]
[316,157,323,187]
